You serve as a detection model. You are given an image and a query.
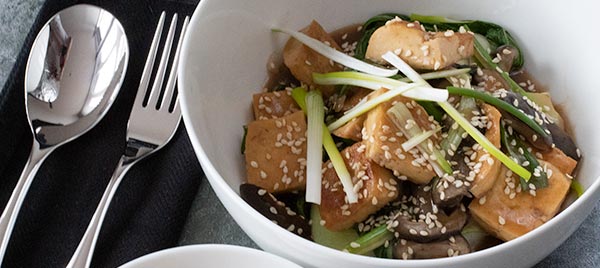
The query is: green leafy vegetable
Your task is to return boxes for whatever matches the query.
[417,101,445,122]
[382,51,531,180]
[241,125,248,154]
[344,225,394,255]
[469,31,530,97]
[440,75,478,156]
[500,122,548,187]
[439,101,531,180]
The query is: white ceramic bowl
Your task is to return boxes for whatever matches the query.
[119,244,302,268]
[179,0,600,267]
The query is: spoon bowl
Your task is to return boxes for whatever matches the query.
[0,4,128,263]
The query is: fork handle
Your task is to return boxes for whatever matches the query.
[0,141,52,265]
[67,157,132,268]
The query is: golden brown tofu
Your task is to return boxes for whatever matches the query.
[332,115,365,141]
[469,104,503,197]
[340,87,372,113]
[332,87,382,141]
[534,147,577,175]
[252,89,300,120]
[366,19,474,70]
[363,89,437,184]
[245,111,307,193]
[320,142,398,231]
[469,161,571,241]
[283,20,343,97]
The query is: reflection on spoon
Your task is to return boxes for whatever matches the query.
[0,4,129,264]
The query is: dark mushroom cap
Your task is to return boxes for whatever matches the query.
[393,234,471,259]
[393,205,468,243]
[240,183,312,240]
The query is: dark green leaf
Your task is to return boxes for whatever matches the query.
[241,125,248,154]
[500,122,548,189]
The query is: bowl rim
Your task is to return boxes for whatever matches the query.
[178,0,600,265]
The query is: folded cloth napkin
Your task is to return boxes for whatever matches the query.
[0,0,202,267]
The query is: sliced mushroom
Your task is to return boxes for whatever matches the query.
[240,183,312,240]
[433,174,470,209]
[546,123,580,161]
[496,91,553,151]
[495,45,519,73]
[393,207,468,243]
[393,234,471,259]
[473,68,510,93]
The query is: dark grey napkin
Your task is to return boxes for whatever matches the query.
[0,0,202,267]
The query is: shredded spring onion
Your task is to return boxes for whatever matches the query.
[439,102,531,180]
[402,127,442,151]
[272,28,398,77]
[381,52,425,83]
[305,91,325,204]
[468,26,533,99]
[291,87,358,203]
[387,103,452,176]
[327,83,422,131]
[312,72,448,102]
[571,180,585,197]
[344,225,394,255]
[397,68,471,82]
[382,52,532,180]
[447,86,549,138]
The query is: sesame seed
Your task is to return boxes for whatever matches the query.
[269,207,278,215]
[498,216,506,225]
[305,60,312,66]
[257,189,267,196]
[250,161,258,168]
[479,196,487,205]
[260,171,267,179]
[350,242,361,248]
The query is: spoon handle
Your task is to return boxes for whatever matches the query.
[67,156,132,268]
[0,141,52,263]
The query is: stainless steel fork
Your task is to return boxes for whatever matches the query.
[66,12,189,268]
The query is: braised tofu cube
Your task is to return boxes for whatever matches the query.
[535,147,577,175]
[469,104,503,198]
[366,19,474,70]
[320,142,398,231]
[469,161,571,241]
[252,89,300,120]
[283,20,343,97]
[332,115,365,141]
[245,111,307,193]
[332,88,381,141]
[363,90,437,184]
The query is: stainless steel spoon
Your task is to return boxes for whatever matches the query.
[0,4,128,263]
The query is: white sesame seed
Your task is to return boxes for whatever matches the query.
[498,216,506,225]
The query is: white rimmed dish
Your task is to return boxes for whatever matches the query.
[119,244,302,268]
[178,0,600,267]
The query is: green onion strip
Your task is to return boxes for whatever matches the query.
[305,91,325,204]
[382,51,531,180]
[291,88,359,203]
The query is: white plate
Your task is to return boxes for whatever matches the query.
[119,244,302,268]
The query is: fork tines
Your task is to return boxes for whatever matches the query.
[136,12,189,113]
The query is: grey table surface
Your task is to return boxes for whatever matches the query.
[1,1,599,267]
